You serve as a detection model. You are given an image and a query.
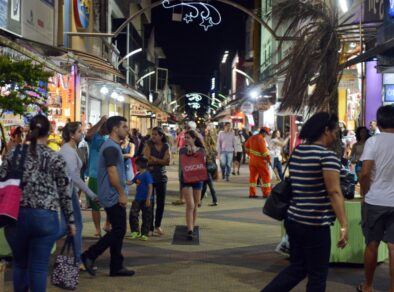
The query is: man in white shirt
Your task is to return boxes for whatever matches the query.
[217,122,236,181]
[359,105,394,292]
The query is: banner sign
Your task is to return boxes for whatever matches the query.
[130,102,148,116]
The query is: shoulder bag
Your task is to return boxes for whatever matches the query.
[0,144,28,228]
[262,150,294,221]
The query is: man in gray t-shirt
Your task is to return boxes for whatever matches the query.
[81,116,135,278]
[359,105,394,292]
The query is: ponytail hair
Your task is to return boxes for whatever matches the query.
[28,115,50,156]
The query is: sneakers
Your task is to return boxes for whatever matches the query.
[139,235,148,241]
[130,232,140,239]
[208,202,218,206]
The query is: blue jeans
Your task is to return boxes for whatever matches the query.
[262,219,331,292]
[273,157,283,180]
[5,208,59,292]
[220,151,233,178]
[58,190,82,262]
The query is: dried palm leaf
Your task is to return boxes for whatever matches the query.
[274,0,342,113]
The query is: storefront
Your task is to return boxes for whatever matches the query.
[47,71,76,126]
[338,66,363,131]
[130,100,151,135]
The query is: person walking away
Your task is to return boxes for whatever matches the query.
[350,126,370,180]
[232,129,244,175]
[81,116,134,277]
[179,130,206,239]
[47,121,62,151]
[129,157,153,241]
[270,129,290,180]
[85,116,109,237]
[245,127,271,198]
[217,122,236,181]
[240,128,249,164]
[1,115,76,292]
[262,112,348,292]
[201,128,218,206]
[143,127,170,236]
[122,137,135,182]
[130,128,141,154]
[58,122,98,269]
[358,105,394,292]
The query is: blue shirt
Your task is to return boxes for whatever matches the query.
[133,171,153,201]
[87,133,106,178]
[287,144,340,226]
[97,138,127,208]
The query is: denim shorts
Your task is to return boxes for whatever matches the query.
[362,203,394,244]
[181,181,203,190]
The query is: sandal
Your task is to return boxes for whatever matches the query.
[154,227,164,236]
[356,283,370,292]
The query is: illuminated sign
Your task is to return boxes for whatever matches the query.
[73,0,90,29]
[384,84,394,102]
[390,0,394,17]
[162,0,221,31]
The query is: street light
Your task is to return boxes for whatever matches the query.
[117,48,143,68]
[136,71,155,86]
[234,69,255,86]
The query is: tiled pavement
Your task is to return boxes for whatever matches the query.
[3,165,391,291]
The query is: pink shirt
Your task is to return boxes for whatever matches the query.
[217,131,236,153]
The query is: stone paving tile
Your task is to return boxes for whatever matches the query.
[3,164,392,291]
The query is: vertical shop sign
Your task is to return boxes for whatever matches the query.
[364,0,384,22]
[384,85,394,102]
[0,0,8,29]
[10,0,20,21]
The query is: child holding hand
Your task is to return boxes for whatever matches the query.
[129,157,153,241]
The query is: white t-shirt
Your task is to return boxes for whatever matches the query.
[360,132,394,207]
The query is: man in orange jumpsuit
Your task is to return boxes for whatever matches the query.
[245,127,271,198]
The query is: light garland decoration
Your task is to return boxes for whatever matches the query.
[162,0,222,31]
[186,93,203,110]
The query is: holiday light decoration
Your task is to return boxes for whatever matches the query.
[162,0,222,31]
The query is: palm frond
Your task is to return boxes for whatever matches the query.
[274,0,341,113]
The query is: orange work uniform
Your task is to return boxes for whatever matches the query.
[245,134,271,197]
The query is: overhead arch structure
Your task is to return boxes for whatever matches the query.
[66,0,290,41]
[171,92,221,113]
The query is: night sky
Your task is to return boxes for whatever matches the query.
[152,0,254,94]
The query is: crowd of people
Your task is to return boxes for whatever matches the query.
[0,104,393,291]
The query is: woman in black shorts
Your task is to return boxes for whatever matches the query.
[232,129,244,175]
[179,130,206,240]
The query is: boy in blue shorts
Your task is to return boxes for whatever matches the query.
[129,157,153,241]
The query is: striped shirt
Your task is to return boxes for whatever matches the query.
[287,144,340,226]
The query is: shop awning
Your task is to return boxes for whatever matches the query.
[67,49,124,79]
[0,33,68,74]
[85,77,164,113]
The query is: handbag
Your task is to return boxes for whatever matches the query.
[0,145,28,228]
[263,152,294,221]
[51,236,79,290]
[340,167,356,200]
[181,150,208,184]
